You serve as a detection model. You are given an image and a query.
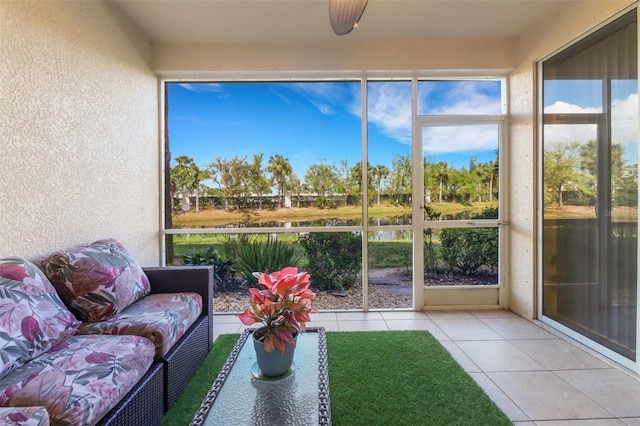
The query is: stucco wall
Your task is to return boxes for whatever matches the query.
[508,0,635,319]
[0,0,160,265]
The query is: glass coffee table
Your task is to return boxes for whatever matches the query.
[191,327,331,425]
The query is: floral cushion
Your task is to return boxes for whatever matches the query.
[0,334,155,426]
[0,257,81,381]
[40,239,150,323]
[77,293,202,358]
[0,406,50,426]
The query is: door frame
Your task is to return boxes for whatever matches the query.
[414,114,508,309]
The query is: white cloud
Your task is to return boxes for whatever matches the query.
[365,81,503,149]
[179,83,224,93]
[423,125,498,154]
[427,81,502,115]
[367,82,412,144]
[309,99,333,115]
[543,94,637,147]
[544,101,600,114]
[287,82,352,116]
[612,93,638,146]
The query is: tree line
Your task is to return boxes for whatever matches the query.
[544,140,638,209]
[170,151,500,212]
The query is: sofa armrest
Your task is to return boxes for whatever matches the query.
[143,266,214,348]
[143,266,213,314]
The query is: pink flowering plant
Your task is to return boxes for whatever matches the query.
[238,267,317,354]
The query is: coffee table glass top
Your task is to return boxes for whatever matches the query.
[192,327,330,426]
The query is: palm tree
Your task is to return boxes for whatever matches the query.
[287,173,305,207]
[194,168,211,213]
[488,153,499,202]
[171,155,199,212]
[474,162,487,202]
[373,164,389,205]
[267,154,292,208]
[248,153,270,209]
[434,162,449,203]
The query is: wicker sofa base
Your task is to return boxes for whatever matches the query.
[143,266,214,412]
[163,317,210,409]
[97,361,165,426]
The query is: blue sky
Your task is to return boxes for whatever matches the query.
[167,80,503,180]
[544,79,638,162]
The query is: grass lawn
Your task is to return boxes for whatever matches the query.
[162,330,511,426]
[171,234,416,269]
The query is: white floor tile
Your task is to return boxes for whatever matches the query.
[433,318,504,341]
[469,372,530,421]
[488,371,612,420]
[213,314,241,324]
[534,420,624,425]
[440,341,481,373]
[384,319,448,339]
[482,317,556,340]
[307,321,339,332]
[511,338,611,370]
[424,309,475,320]
[338,320,388,331]
[469,309,520,319]
[379,311,429,320]
[456,340,547,372]
[335,311,384,321]
[556,369,640,417]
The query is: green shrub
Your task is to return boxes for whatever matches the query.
[474,206,498,219]
[439,207,498,275]
[181,246,236,291]
[299,232,361,291]
[234,236,302,285]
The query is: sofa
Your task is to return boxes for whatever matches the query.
[0,239,213,426]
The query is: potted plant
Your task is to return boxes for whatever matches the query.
[238,267,317,377]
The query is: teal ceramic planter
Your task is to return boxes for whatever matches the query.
[252,327,297,377]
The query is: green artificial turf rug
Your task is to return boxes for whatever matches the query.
[161,330,511,426]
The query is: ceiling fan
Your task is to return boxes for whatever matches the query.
[329,0,368,36]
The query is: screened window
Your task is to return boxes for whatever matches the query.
[164,77,504,312]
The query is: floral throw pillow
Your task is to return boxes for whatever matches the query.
[0,257,81,381]
[40,239,150,323]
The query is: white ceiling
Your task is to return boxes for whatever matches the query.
[110,0,580,45]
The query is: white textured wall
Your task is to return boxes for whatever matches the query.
[0,0,160,265]
[508,0,635,318]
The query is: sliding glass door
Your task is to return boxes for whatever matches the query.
[540,10,638,361]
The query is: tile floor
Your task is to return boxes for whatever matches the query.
[213,309,640,425]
